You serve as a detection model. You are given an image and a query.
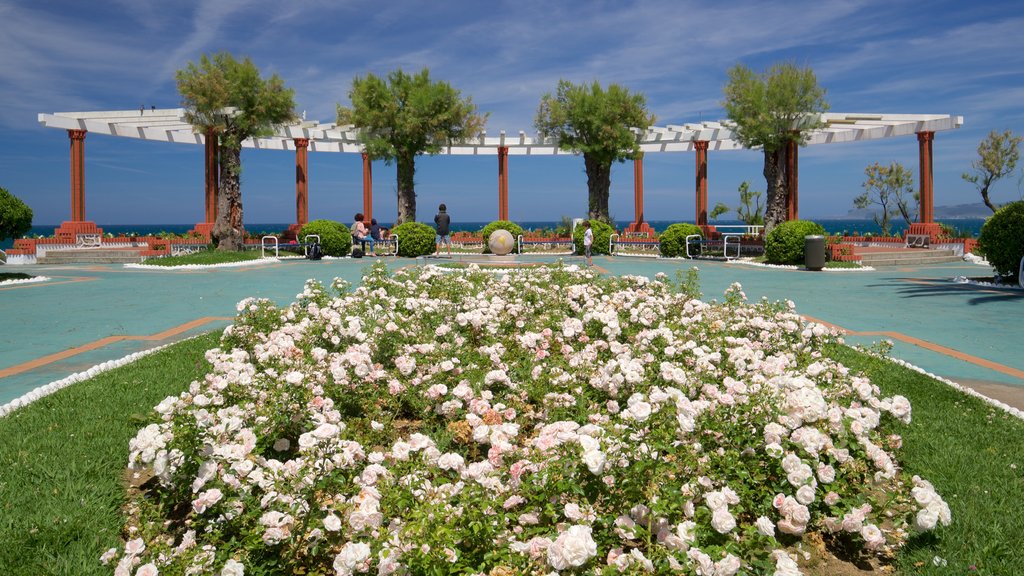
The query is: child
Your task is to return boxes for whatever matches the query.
[582,220,593,267]
[369,218,382,256]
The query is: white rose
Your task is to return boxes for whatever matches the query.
[711,508,736,534]
[323,514,342,532]
[220,559,245,576]
[582,449,606,474]
[796,484,816,505]
[755,516,776,537]
[547,525,597,570]
[333,542,372,575]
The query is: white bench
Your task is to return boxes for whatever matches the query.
[905,233,930,248]
[76,233,102,248]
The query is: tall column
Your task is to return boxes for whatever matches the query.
[294,138,309,227]
[204,130,218,222]
[362,152,373,222]
[694,141,716,237]
[623,154,654,236]
[908,131,941,241]
[69,129,86,221]
[786,135,799,221]
[498,146,509,220]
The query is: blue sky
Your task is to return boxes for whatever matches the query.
[2,0,1024,226]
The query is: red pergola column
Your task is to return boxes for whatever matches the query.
[189,130,219,239]
[362,152,373,222]
[623,154,654,236]
[498,146,509,221]
[786,135,799,221]
[55,129,102,243]
[909,131,942,241]
[694,140,716,236]
[294,138,309,227]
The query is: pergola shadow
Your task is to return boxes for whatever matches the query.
[873,278,1024,306]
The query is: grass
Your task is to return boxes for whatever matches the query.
[0,336,1021,574]
[1,272,34,281]
[143,249,263,266]
[0,333,218,575]
[828,345,1024,575]
[824,260,865,269]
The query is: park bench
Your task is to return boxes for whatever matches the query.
[76,233,102,248]
[685,234,742,260]
[905,233,930,248]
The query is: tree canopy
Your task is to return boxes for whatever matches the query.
[0,186,33,242]
[177,52,295,250]
[962,129,1023,213]
[535,80,654,222]
[337,68,486,224]
[722,63,828,232]
[854,162,917,236]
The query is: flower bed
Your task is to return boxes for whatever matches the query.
[110,262,949,575]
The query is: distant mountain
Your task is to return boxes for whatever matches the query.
[841,202,993,220]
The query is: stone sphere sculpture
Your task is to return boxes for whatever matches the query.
[488,229,515,256]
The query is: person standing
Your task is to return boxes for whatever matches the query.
[434,203,451,257]
[582,220,593,266]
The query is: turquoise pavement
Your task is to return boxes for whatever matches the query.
[1,256,1021,406]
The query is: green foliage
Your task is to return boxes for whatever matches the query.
[722,62,829,153]
[480,220,524,253]
[299,219,351,257]
[145,250,261,267]
[391,221,436,257]
[535,80,654,221]
[764,219,826,264]
[572,219,615,255]
[0,186,33,242]
[963,129,1023,213]
[736,181,765,226]
[853,162,917,235]
[337,68,487,224]
[658,223,703,257]
[977,200,1024,279]
[709,202,730,220]
[554,216,574,237]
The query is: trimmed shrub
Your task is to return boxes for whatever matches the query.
[391,222,436,258]
[480,220,525,254]
[0,186,33,242]
[299,219,350,257]
[764,220,826,265]
[572,219,615,256]
[978,200,1024,279]
[659,223,703,257]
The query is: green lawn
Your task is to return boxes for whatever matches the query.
[143,249,263,266]
[0,272,34,281]
[0,337,1021,574]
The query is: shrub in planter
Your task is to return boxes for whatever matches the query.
[978,200,1024,280]
[765,220,827,265]
[659,223,703,257]
[480,220,525,253]
[391,221,436,258]
[572,219,615,255]
[299,219,351,257]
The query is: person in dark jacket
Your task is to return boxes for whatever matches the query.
[434,203,451,257]
[369,218,382,256]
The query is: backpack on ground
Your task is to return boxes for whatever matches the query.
[351,247,364,259]
[307,242,323,260]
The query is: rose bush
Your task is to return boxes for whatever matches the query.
[108,261,949,575]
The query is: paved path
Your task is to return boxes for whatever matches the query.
[2,256,1021,408]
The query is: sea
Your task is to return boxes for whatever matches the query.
[2,219,988,251]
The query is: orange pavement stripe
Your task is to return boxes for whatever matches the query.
[0,316,232,379]
[802,314,1024,380]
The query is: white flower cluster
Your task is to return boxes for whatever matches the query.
[110,262,949,575]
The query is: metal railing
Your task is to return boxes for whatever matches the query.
[713,225,763,236]
[261,236,279,258]
[303,235,320,257]
[609,233,619,255]
[686,234,742,260]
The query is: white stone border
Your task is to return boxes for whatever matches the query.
[125,257,280,270]
[0,339,188,418]
[731,259,875,272]
[952,276,1024,290]
[0,275,51,286]
[879,355,1024,421]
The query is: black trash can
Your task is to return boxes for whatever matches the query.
[804,235,825,271]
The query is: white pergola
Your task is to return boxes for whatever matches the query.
[38,109,963,238]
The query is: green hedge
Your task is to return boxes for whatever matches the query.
[659,223,703,257]
[392,222,436,258]
[299,220,350,257]
[480,220,525,254]
[978,201,1024,279]
[572,219,615,256]
[764,220,826,265]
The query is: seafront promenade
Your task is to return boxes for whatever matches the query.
[1,255,1022,410]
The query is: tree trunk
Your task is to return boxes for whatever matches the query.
[396,152,417,225]
[980,182,998,213]
[763,149,788,234]
[584,153,612,222]
[212,145,244,251]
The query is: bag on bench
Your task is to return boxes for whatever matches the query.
[307,242,323,260]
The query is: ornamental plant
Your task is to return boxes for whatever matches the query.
[977,200,1024,280]
[390,221,435,257]
[659,223,703,257]
[764,220,827,265]
[480,220,525,254]
[299,219,351,257]
[0,186,33,242]
[110,262,949,575]
[572,219,615,255]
